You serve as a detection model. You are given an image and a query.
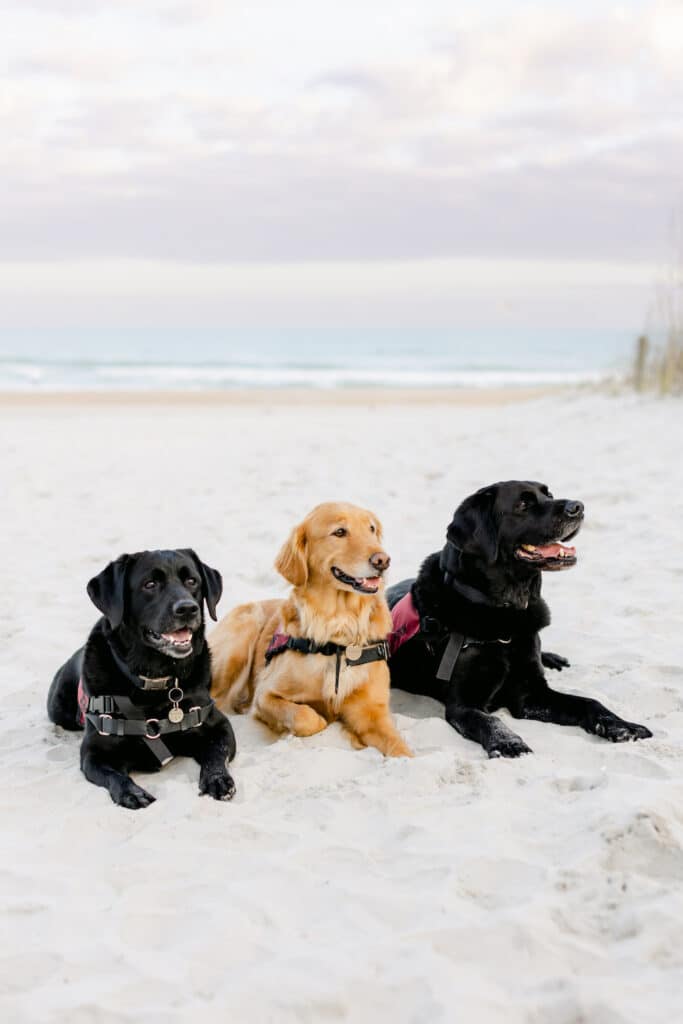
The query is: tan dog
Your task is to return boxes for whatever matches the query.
[210,502,412,757]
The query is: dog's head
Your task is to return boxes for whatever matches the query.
[275,502,390,595]
[87,549,223,659]
[447,481,584,573]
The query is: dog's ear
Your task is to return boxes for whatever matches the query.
[274,522,308,586]
[447,488,499,565]
[180,549,223,621]
[87,554,131,629]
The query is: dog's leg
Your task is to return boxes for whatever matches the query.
[341,686,413,757]
[255,691,328,737]
[445,704,532,758]
[189,718,237,801]
[541,651,570,671]
[511,686,652,742]
[196,739,236,801]
[81,750,156,809]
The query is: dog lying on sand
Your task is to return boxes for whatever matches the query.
[211,502,412,757]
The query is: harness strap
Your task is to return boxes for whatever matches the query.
[86,700,213,736]
[388,592,512,683]
[85,697,214,765]
[436,632,466,682]
[265,632,388,694]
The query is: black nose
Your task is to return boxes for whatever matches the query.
[369,551,391,572]
[173,599,199,620]
[564,500,584,518]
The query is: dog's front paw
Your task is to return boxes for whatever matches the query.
[291,705,328,737]
[541,651,570,671]
[595,717,653,743]
[199,770,236,801]
[488,735,533,759]
[112,781,156,810]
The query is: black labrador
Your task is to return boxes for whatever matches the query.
[48,549,237,808]
[387,481,652,758]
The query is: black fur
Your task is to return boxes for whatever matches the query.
[47,549,236,808]
[387,481,652,758]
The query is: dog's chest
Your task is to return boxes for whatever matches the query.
[319,655,372,706]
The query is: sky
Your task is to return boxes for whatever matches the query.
[1,0,681,330]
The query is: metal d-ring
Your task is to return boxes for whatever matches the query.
[145,718,162,739]
[97,713,113,736]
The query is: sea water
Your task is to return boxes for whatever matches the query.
[0,328,635,391]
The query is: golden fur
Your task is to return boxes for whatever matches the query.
[210,502,412,757]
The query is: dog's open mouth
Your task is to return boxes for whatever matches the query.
[331,566,382,594]
[144,627,195,657]
[515,541,577,571]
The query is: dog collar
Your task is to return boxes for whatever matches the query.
[439,541,521,608]
[109,642,176,690]
[138,674,174,689]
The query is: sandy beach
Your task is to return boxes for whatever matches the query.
[2,387,682,1024]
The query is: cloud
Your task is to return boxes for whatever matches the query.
[0,0,680,269]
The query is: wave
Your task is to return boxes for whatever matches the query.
[0,359,610,391]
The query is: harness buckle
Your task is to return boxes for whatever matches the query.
[97,714,113,736]
[145,718,161,740]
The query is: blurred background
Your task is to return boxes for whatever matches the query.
[1,0,681,389]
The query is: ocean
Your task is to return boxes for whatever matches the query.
[0,328,635,391]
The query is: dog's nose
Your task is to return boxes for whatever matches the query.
[173,599,200,620]
[564,500,584,518]
[369,551,391,572]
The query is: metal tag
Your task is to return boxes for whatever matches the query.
[346,644,363,662]
[168,706,184,724]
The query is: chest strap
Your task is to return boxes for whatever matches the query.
[435,631,512,682]
[84,691,214,765]
[265,632,388,694]
[388,595,511,682]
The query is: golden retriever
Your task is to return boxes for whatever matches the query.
[210,502,412,757]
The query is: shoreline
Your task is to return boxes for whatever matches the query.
[0,384,569,408]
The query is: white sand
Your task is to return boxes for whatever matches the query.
[1,389,682,1024]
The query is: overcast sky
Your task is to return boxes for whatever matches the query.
[1,0,681,329]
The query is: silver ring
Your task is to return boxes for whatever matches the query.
[145,718,161,739]
[97,713,113,736]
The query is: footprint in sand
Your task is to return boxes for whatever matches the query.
[603,811,683,879]
[454,856,543,909]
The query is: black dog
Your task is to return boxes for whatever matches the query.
[48,549,237,808]
[387,481,652,758]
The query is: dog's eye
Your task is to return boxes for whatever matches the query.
[142,580,157,591]
[332,528,348,538]
[185,577,197,587]
[515,500,530,513]
[370,524,376,533]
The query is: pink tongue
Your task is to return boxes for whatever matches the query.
[163,628,192,643]
[535,543,576,558]
[361,577,381,587]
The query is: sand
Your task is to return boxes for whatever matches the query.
[1,388,682,1024]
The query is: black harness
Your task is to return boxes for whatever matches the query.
[82,647,215,766]
[85,692,214,766]
[412,541,514,682]
[265,633,389,694]
[431,629,511,682]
